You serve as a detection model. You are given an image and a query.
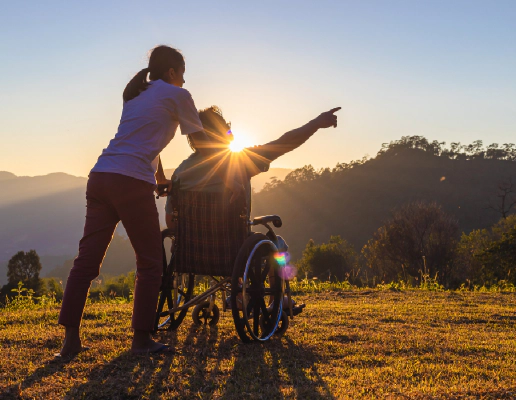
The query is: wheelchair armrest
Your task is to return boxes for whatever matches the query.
[251,215,282,228]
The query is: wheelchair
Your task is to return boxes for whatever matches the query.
[153,187,295,343]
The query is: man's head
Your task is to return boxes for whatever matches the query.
[188,106,234,152]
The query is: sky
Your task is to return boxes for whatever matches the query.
[0,0,515,177]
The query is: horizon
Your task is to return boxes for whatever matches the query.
[0,165,294,179]
[1,1,515,177]
[2,132,515,178]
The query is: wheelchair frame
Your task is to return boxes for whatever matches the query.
[154,207,295,343]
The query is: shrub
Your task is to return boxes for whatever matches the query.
[297,235,358,282]
[455,215,516,286]
[362,201,458,286]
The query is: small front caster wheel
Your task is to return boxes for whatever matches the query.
[261,310,289,337]
[192,301,220,326]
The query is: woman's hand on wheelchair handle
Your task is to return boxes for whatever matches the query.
[314,107,341,129]
[155,179,173,198]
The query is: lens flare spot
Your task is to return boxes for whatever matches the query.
[275,252,297,280]
[279,265,298,280]
[274,252,289,266]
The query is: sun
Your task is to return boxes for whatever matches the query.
[229,133,252,152]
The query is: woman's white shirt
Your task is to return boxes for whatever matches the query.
[91,79,203,184]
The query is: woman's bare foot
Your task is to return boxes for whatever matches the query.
[57,326,84,357]
[131,330,171,354]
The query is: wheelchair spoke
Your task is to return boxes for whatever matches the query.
[166,291,174,310]
[255,261,262,286]
[258,297,269,319]
[246,265,256,284]
[253,301,260,336]
[156,292,167,314]
[261,264,270,283]
[246,297,255,315]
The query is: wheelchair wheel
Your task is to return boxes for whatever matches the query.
[154,272,194,331]
[192,301,220,326]
[231,233,284,343]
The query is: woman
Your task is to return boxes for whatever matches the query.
[58,45,211,355]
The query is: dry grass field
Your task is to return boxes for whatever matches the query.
[1,289,516,399]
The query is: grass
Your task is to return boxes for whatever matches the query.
[1,289,516,399]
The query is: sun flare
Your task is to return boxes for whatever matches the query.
[229,134,252,152]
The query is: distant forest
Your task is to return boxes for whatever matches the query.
[264,136,516,193]
[252,136,516,259]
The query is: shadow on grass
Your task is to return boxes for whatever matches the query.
[178,323,223,395]
[8,323,333,398]
[64,330,180,399]
[3,357,69,398]
[221,335,334,399]
[62,326,333,399]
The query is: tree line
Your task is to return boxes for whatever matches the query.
[262,135,516,193]
[298,201,516,289]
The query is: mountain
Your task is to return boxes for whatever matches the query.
[252,146,514,259]
[0,172,87,208]
[0,168,292,284]
[0,171,16,181]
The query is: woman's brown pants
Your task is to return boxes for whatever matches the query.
[58,172,162,332]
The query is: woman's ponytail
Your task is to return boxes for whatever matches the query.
[121,46,184,103]
[123,68,150,103]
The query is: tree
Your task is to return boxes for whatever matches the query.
[455,215,516,286]
[362,202,458,286]
[478,228,516,285]
[7,250,42,290]
[297,235,358,281]
[283,165,318,186]
[487,178,516,220]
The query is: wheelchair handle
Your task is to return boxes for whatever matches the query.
[155,183,170,199]
[251,215,282,228]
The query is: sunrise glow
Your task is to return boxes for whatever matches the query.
[229,133,253,153]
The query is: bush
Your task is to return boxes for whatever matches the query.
[88,272,135,302]
[455,215,516,286]
[362,201,458,286]
[41,277,64,301]
[297,235,358,282]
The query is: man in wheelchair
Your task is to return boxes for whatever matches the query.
[163,105,340,320]
[166,104,340,225]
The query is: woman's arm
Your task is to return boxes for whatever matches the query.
[155,156,167,184]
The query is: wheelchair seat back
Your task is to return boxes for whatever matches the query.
[174,190,249,276]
